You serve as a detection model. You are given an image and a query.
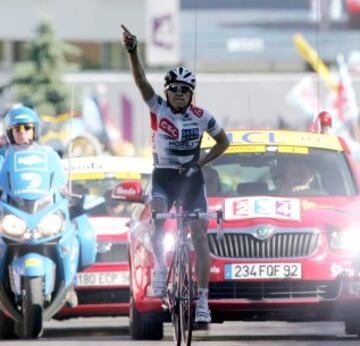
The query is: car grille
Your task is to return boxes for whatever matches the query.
[96,243,128,263]
[208,228,320,259]
[209,281,340,300]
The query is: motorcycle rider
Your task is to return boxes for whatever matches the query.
[3,106,66,183]
[1,106,78,307]
[5,105,59,148]
[121,25,229,323]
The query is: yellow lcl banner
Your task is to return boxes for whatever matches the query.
[202,130,342,151]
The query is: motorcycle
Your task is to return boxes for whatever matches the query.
[0,148,99,339]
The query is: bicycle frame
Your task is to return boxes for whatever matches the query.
[152,205,223,346]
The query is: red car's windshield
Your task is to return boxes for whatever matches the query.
[203,148,357,197]
[71,174,150,216]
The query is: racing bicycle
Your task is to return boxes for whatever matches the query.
[152,203,223,346]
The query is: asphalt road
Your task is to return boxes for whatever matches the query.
[5,317,360,345]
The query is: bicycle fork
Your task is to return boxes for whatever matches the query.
[161,241,192,313]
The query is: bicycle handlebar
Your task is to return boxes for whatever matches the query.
[152,209,223,224]
[151,209,224,241]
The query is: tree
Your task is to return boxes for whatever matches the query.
[1,17,80,115]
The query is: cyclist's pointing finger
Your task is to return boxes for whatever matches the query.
[121,24,131,34]
[121,25,137,52]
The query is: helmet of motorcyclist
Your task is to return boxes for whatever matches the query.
[164,66,196,91]
[5,106,41,144]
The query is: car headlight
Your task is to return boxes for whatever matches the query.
[341,230,360,255]
[37,212,65,236]
[1,214,27,237]
[329,227,360,254]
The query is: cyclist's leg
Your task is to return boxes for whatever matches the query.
[190,218,210,289]
[150,168,176,297]
[182,171,211,323]
[151,197,167,269]
[190,218,211,323]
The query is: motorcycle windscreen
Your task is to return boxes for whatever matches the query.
[0,150,63,200]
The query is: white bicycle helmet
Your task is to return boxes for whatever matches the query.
[164,66,196,90]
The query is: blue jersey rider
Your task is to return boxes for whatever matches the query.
[0,106,79,307]
[2,106,66,187]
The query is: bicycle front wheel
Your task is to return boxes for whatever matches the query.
[178,244,194,346]
[170,254,181,346]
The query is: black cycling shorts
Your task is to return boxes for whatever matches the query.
[151,167,207,213]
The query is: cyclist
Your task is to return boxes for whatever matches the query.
[121,25,229,323]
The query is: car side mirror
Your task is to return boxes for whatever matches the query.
[112,181,145,203]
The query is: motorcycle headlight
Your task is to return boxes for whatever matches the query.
[37,212,65,236]
[1,214,27,237]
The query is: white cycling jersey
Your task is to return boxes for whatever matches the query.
[146,94,222,168]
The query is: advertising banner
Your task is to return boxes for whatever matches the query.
[145,0,180,66]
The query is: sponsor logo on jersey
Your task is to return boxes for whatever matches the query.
[15,152,47,171]
[159,118,179,139]
[169,141,195,148]
[20,172,43,189]
[181,128,200,141]
[191,106,204,118]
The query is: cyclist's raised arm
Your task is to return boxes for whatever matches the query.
[198,129,229,168]
[121,24,155,102]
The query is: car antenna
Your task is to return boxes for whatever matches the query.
[67,82,76,196]
[315,0,321,118]
[192,0,198,105]
[247,89,252,128]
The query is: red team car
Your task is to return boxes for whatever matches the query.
[118,129,360,339]
[57,156,152,319]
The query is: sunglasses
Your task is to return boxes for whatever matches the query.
[167,84,192,94]
[12,124,34,132]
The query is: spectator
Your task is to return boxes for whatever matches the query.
[203,166,221,196]
[271,160,321,195]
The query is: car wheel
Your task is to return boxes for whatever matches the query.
[345,315,360,337]
[345,318,357,335]
[129,295,163,340]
